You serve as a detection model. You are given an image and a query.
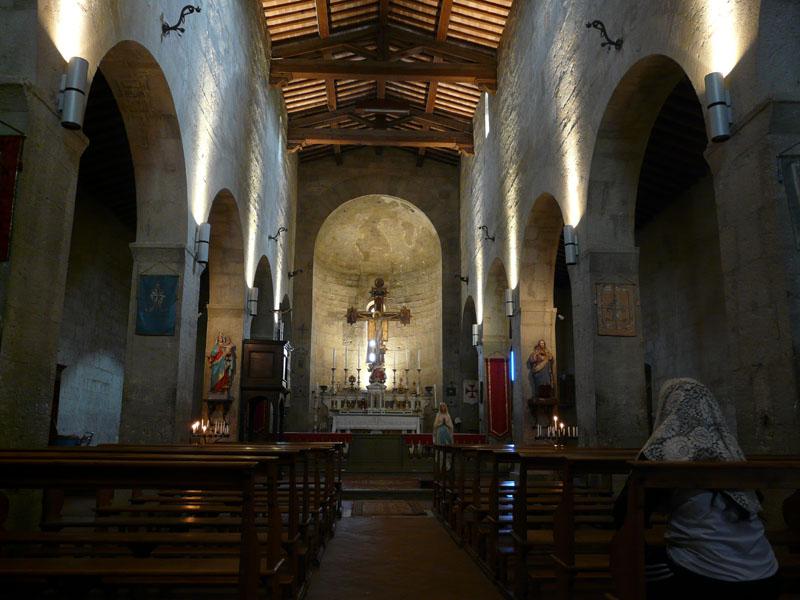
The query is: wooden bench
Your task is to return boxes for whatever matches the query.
[611,459,800,599]
[0,457,275,599]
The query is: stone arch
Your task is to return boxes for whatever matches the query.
[584,55,691,250]
[309,194,443,428]
[517,193,571,443]
[201,189,247,438]
[96,40,190,246]
[251,256,276,339]
[482,258,509,358]
[459,296,479,432]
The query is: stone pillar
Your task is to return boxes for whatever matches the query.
[0,86,87,448]
[516,305,557,445]
[705,101,800,453]
[118,243,200,443]
[570,249,649,447]
[204,304,247,439]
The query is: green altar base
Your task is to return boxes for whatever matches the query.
[346,433,432,474]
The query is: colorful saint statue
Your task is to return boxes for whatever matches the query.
[208,333,236,394]
[528,339,554,399]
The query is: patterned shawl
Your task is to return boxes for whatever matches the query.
[640,378,760,515]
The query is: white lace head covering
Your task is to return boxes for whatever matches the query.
[640,378,760,515]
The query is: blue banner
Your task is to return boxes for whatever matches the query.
[135,274,178,336]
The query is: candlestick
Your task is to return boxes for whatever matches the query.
[416,368,422,396]
[406,349,410,369]
[331,367,336,392]
[345,347,348,370]
[344,368,349,389]
[332,348,337,369]
[416,349,421,370]
[356,367,361,389]
[392,368,397,391]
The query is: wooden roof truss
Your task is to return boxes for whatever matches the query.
[263,0,513,164]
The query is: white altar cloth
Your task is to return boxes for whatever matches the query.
[331,413,422,433]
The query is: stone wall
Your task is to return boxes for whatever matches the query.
[460,0,800,451]
[56,193,134,444]
[291,149,459,431]
[638,176,732,428]
[0,0,297,446]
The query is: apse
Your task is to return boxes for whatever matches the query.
[311,195,442,402]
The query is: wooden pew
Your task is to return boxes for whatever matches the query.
[0,457,272,599]
[611,460,800,600]
[0,446,302,596]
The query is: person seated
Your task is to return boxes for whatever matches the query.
[615,378,780,598]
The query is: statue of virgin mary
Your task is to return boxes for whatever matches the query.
[208,333,236,394]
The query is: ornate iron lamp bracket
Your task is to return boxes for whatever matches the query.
[162,5,202,38]
[586,20,623,51]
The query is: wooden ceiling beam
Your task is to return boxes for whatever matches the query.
[420,0,453,166]
[386,25,495,63]
[288,127,473,151]
[271,59,496,87]
[271,24,379,58]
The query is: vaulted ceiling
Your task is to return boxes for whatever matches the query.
[263,0,514,165]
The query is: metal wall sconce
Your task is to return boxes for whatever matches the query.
[162,5,202,38]
[58,57,89,130]
[247,287,259,317]
[478,225,495,242]
[456,274,469,285]
[705,72,732,143]
[586,20,622,50]
[472,323,482,347]
[563,225,579,265]
[195,222,211,269]
[269,226,287,242]
[288,269,303,279]
[504,288,515,318]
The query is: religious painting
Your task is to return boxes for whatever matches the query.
[135,275,179,336]
[463,380,479,404]
[485,358,510,439]
[595,283,638,337]
[0,136,24,262]
[208,333,236,394]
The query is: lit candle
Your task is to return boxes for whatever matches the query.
[191,421,199,434]
[332,348,337,369]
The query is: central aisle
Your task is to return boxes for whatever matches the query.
[305,515,503,599]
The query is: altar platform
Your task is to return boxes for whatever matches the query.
[331,411,422,433]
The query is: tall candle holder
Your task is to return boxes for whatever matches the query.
[416,368,422,396]
[343,368,349,390]
[356,368,362,389]
[330,367,336,393]
[392,368,397,391]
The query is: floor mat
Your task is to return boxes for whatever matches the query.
[350,500,428,516]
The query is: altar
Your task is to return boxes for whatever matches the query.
[331,411,422,433]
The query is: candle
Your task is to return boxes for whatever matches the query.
[345,347,348,369]
[332,348,337,369]
[393,349,397,369]
[406,349,410,369]
[417,349,421,370]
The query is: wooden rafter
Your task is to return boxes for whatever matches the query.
[419,0,453,165]
[270,59,495,87]
[288,127,473,152]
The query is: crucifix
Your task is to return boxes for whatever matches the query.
[345,278,411,379]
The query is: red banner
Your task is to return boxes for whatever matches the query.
[485,357,510,439]
[0,136,23,262]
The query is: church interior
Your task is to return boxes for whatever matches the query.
[0,0,799,598]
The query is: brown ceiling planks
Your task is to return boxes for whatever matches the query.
[264,0,513,163]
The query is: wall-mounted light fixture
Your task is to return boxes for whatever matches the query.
[705,72,732,143]
[195,222,211,269]
[563,225,578,265]
[288,268,303,279]
[586,20,623,51]
[269,226,287,242]
[58,57,89,130]
[504,288,515,318]
[247,287,259,316]
[472,323,481,347]
[456,274,469,285]
[478,225,495,242]
[162,5,202,38]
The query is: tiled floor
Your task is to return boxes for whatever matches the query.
[305,515,503,600]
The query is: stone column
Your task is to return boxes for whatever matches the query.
[570,249,649,447]
[118,243,200,443]
[705,101,800,453]
[0,86,87,448]
[204,304,247,439]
